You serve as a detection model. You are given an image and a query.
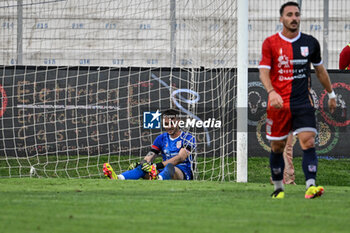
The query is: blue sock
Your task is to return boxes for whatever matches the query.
[270,151,284,181]
[302,147,318,181]
[158,164,175,180]
[120,165,146,180]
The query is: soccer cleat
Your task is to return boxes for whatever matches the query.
[305,186,324,199]
[148,164,158,180]
[103,163,118,180]
[271,188,285,199]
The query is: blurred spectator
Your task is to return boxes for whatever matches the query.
[339,42,350,70]
[283,134,296,184]
[270,133,296,185]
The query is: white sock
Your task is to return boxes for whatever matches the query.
[158,175,163,180]
[306,179,315,189]
[117,174,125,180]
[274,180,284,191]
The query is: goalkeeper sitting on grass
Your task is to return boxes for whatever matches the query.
[103,109,196,180]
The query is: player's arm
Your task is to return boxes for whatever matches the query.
[314,64,336,113]
[142,150,158,164]
[259,68,283,108]
[161,148,190,167]
[128,149,159,170]
[141,135,162,165]
[258,38,283,109]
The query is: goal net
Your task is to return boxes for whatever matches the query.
[0,0,247,181]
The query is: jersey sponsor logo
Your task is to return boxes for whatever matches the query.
[164,151,179,158]
[277,55,290,68]
[143,110,161,129]
[278,68,305,74]
[163,149,170,157]
[290,59,307,65]
[300,46,309,57]
[279,73,307,81]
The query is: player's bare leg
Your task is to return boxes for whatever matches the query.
[172,167,185,180]
[298,131,316,150]
[156,165,185,180]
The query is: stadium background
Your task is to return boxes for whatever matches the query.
[1,67,349,158]
[0,0,348,68]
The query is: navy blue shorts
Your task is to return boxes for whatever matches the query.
[291,106,317,135]
[157,165,193,180]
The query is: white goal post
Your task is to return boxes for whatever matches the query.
[236,0,248,183]
[0,0,248,181]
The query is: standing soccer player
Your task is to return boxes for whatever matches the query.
[103,109,196,180]
[258,1,337,199]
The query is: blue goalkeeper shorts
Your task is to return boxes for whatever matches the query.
[157,165,193,180]
[176,165,193,180]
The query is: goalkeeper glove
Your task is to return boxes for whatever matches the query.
[141,162,153,173]
[141,163,158,180]
[127,162,140,170]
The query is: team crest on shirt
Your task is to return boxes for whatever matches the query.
[300,46,309,57]
[176,141,182,149]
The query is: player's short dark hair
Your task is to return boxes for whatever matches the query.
[280,1,300,16]
[162,109,179,119]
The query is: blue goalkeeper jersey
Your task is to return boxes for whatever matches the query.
[151,131,196,170]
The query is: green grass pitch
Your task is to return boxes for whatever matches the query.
[1,178,350,233]
[0,157,349,233]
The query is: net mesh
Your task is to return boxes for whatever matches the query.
[0,0,238,180]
